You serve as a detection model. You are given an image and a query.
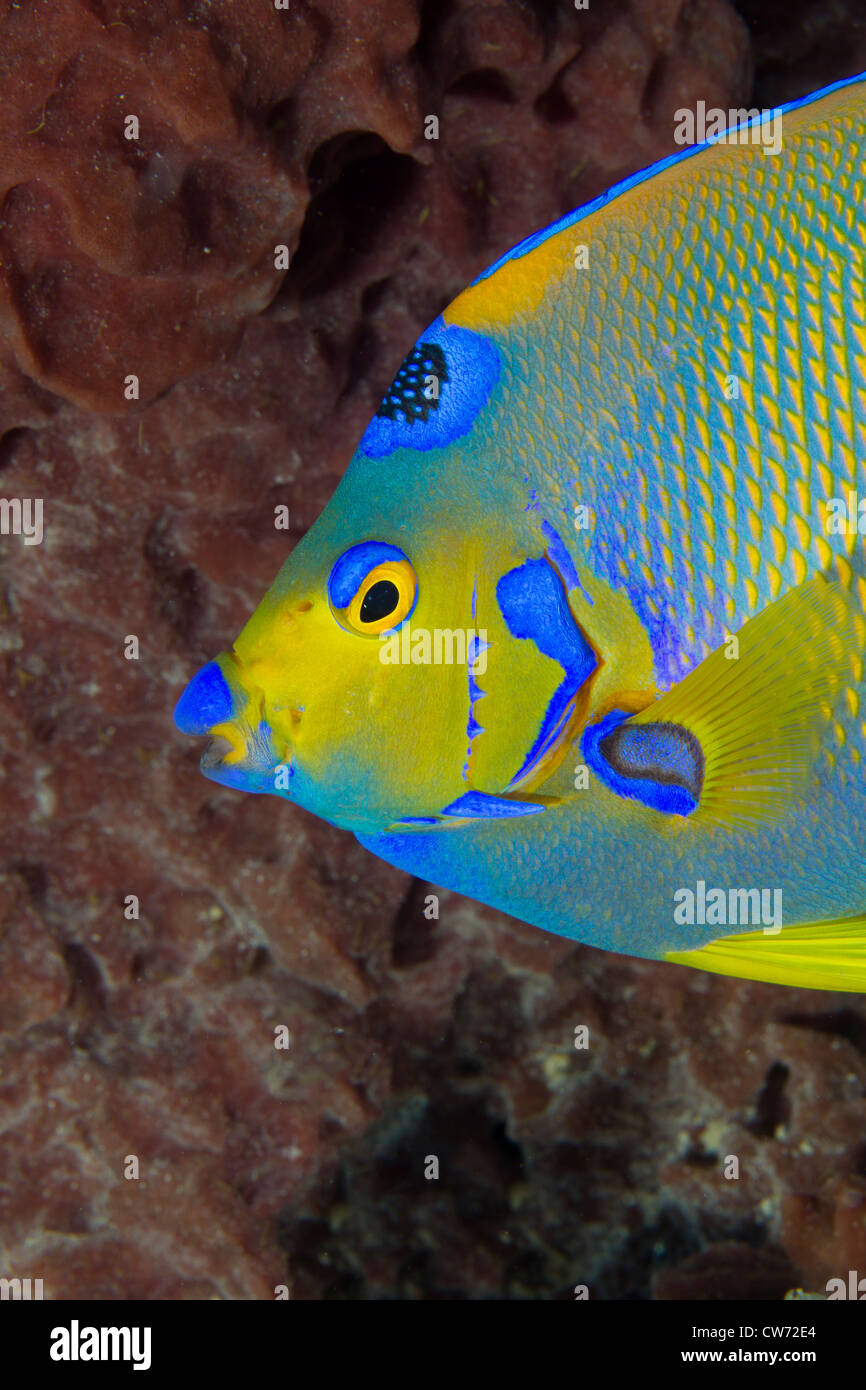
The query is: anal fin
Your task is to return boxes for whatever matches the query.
[666,915,866,992]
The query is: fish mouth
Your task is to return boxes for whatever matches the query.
[201,734,234,771]
[198,718,289,795]
[175,655,292,797]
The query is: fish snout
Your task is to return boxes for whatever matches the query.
[174,655,289,796]
[174,659,236,736]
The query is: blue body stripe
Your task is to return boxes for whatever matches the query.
[497,557,597,785]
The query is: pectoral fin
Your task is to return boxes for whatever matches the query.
[390,789,547,830]
[583,573,864,828]
[441,790,546,819]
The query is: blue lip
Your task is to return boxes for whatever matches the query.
[175,660,291,798]
[174,661,234,734]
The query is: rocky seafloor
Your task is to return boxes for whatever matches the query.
[1,0,866,1299]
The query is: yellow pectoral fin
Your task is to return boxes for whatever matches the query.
[628,572,866,829]
[667,916,866,992]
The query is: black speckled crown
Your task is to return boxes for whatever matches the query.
[376,342,449,424]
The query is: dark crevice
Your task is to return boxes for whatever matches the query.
[0,427,33,474]
[360,275,393,317]
[489,1118,524,1172]
[781,1008,866,1055]
[263,94,295,139]
[730,0,866,105]
[63,941,109,1017]
[247,944,271,975]
[143,513,204,646]
[411,0,459,70]
[534,79,577,125]
[338,320,381,405]
[318,1113,347,1143]
[453,158,496,255]
[651,1237,798,1301]
[520,0,567,48]
[277,1092,530,1297]
[640,52,670,125]
[287,134,418,302]
[10,861,48,907]
[591,1206,703,1301]
[31,713,57,744]
[447,68,515,103]
[390,877,439,968]
[130,950,149,983]
[746,1061,790,1138]
[681,1144,719,1168]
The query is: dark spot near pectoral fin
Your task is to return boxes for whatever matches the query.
[583,709,704,816]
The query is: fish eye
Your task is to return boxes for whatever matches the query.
[360,579,400,624]
[328,542,417,636]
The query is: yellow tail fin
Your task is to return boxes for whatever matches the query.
[666,916,866,992]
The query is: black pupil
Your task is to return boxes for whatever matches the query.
[360,579,400,624]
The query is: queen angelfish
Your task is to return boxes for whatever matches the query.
[175,72,866,992]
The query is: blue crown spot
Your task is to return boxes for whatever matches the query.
[358,316,500,460]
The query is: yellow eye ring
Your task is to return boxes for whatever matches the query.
[334,557,417,636]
